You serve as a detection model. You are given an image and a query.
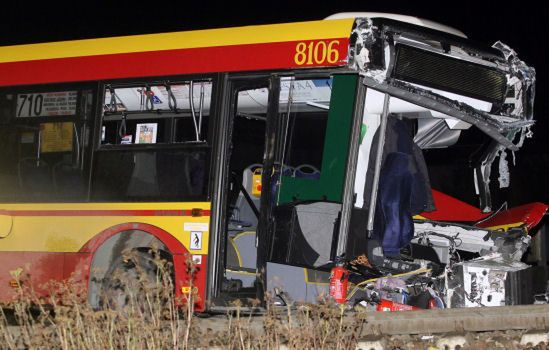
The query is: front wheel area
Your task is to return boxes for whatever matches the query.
[97,248,174,311]
[86,228,178,311]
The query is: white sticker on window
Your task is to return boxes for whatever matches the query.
[184,222,208,232]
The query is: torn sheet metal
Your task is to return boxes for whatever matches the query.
[413,118,461,149]
[362,77,528,152]
[413,220,531,264]
[349,18,387,82]
[349,17,536,210]
[476,202,549,231]
[492,41,536,122]
[413,221,495,261]
[498,148,510,188]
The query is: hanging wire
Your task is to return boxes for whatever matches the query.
[346,268,432,301]
[473,201,508,226]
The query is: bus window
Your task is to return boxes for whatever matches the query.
[276,75,357,204]
[280,79,329,176]
[0,89,93,202]
[91,148,208,201]
[101,81,212,145]
[92,79,213,202]
[268,75,358,268]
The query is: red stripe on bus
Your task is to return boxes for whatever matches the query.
[6,209,211,217]
[0,38,349,86]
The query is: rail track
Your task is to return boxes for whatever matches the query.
[196,304,549,336]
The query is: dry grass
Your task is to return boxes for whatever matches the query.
[0,252,365,350]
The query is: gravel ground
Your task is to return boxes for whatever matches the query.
[357,330,549,349]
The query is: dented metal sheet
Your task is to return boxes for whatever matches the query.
[349,17,536,211]
[350,16,535,143]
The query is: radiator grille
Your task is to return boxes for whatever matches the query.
[394,45,507,103]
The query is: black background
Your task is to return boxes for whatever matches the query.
[1,0,547,206]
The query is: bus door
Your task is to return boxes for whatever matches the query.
[216,77,277,304]
[264,74,360,305]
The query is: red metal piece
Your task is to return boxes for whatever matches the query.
[420,189,490,222]
[329,265,349,304]
[476,202,549,230]
[428,298,441,309]
[376,299,419,312]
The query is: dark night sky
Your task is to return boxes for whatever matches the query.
[1,1,548,204]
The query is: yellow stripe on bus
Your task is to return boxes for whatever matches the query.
[0,19,355,64]
[0,202,211,254]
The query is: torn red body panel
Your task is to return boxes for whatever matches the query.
[420,190,548,232]
[476,202,549,230]
[420,189,490,222]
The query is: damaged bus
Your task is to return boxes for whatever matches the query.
[0,12,546,312]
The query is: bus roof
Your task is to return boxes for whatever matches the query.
[325,12,467,38]
[0,19,355,87]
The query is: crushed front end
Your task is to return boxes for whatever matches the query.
[345,17,548,310]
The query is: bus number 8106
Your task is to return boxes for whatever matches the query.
[294,40,340,66]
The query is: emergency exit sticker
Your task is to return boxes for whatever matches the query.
[190,231,202,250]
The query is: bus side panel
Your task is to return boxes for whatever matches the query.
[79,221,209,311]
[0,202,210,311]
[0,252,66,300]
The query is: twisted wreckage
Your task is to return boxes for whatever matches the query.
[256,14,549,311]
[0,12,545,314]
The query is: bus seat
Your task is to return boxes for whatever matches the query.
[476,202,548,231]
[225,231,257,288]
[228,231,257,270]
[369,116,434,257]
[233,164,262,228]
[271,201,341,267]
[52,162,86,199]
[17,158,53,197]
[376,152,414,257]
[294,164,320,180]
[126,152,160,197]
[157,150,206,198]
[271,165,294,205]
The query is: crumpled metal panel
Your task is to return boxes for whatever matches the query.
[349,17,537,211]
[350,18,535,147]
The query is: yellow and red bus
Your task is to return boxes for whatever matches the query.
[0,13,543,311]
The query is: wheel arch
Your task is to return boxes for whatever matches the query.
[81,222,192,309]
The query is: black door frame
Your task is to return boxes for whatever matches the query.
[207,73,280,309]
